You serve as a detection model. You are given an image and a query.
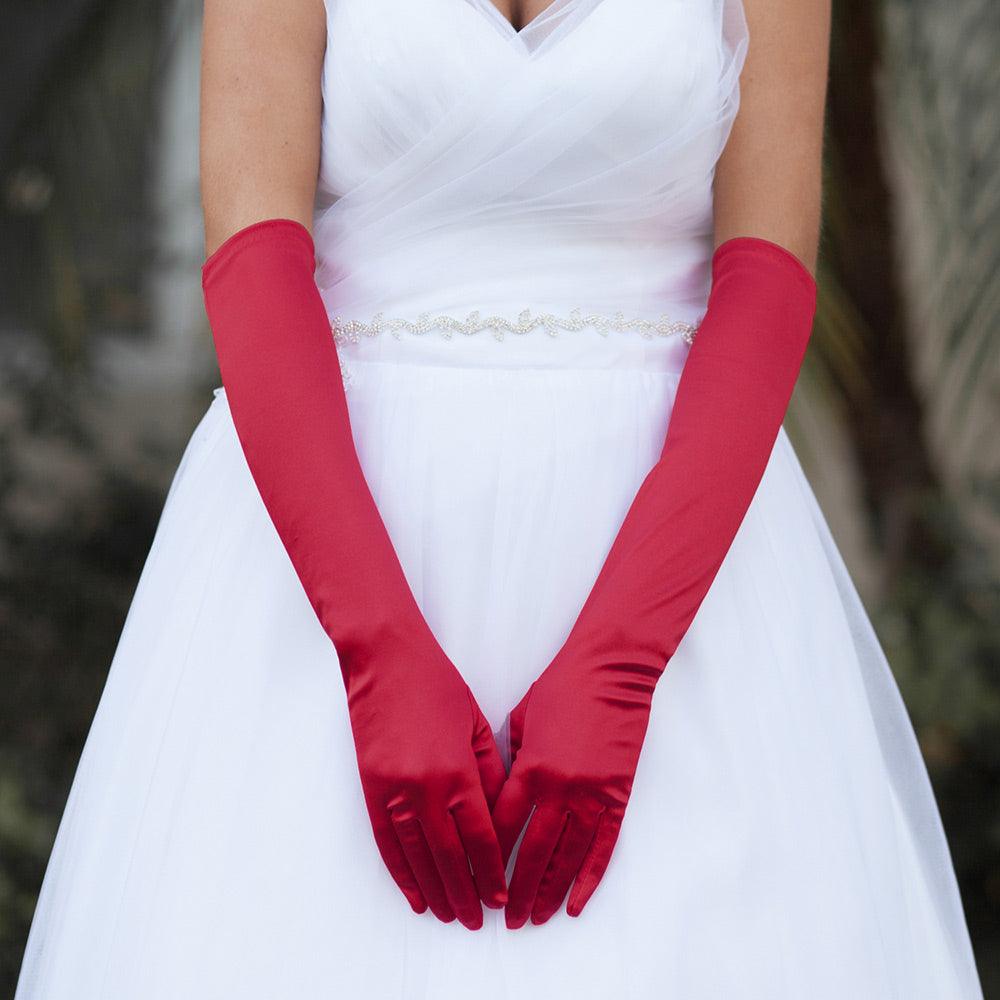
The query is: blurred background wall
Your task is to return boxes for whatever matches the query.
[0,0,998,995]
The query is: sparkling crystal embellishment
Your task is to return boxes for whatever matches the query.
[331,307,699,346]
[331,307,700,389]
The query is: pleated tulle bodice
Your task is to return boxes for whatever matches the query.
[313,0,749,335]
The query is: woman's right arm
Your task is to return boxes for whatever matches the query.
[200,0,325,254]
[199,0,508,931]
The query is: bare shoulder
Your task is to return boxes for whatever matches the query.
[200,0,328,256]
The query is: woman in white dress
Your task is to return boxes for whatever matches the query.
[14,0,986,997]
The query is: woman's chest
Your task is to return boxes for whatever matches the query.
[317,0,739,198]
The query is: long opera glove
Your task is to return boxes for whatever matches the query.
[492,236,818,928]
[201,219,507,930]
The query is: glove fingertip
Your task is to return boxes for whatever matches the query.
[397,881,428,914]
[566,879,594,918]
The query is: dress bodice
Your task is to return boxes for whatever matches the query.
[313,0,748,360]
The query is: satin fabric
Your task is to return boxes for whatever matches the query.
[494,238,818,928]
[202,219,508,929]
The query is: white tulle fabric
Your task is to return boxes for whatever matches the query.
[15,1,984,998]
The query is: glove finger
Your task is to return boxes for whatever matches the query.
[467,691,506,809]
[566,807,624,917]
[369,810,428,915]
[423,810,485,930]
[490,768,534,866]
[505,803,568,930]
[391,811,456,924]
[451,797,508,909]
[530,807,603,925]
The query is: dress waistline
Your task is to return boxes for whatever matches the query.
[329,303,701,384]
[331,305,699,346]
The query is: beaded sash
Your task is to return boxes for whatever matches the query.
[331,306,699,346]
[330,306,700,387]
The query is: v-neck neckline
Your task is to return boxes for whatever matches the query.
[480,0,563,35]
[465,0,591,49]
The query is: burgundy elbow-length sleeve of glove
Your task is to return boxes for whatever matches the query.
[201,218,507,930]
[492,236,818,928]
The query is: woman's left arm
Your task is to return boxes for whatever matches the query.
[714,0,831,272]
[492,0,831,929]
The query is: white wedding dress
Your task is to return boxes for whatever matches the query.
[15,1,985,997]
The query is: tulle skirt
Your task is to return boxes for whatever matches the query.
[15,335,983,999]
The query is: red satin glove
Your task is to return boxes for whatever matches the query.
[493,236,818,927]
[201,218,507,929]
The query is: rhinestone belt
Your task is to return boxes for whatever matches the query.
[331,306,699,345]
[330,307,699,387]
